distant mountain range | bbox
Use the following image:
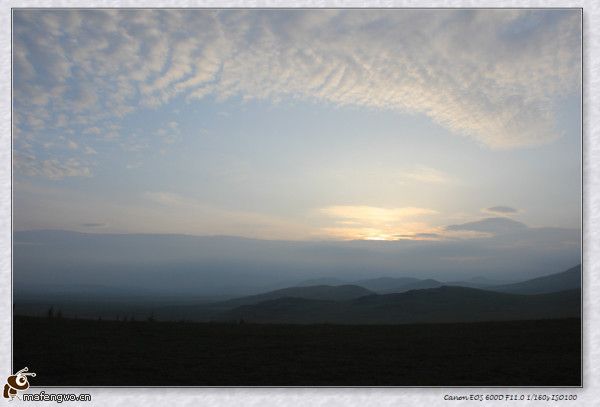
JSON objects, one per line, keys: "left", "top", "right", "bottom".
{"left": 378, "top": 278, "right": 444, "bottom": 294}
{"left": 216, "top": 287, "right": 580, "bottom": 324}
{"left": 488, "top": 265, "right": 581, "bottom": 294}
{"left": 295, "top": 266, "right": 580, "bottom": 295}
{"left": 210, "top": 264, "right": 581, "bottom": 324}
{"left": 296, "top": 276, "right": 506, "bottom": 294}
{"left": 14, "top": 238, "right": 580, "bottom": 325}
{"left": 351, "top": 277, "right": 421, "bottom": 292}
{"left": 218, "top": 285, "right": 373, "bottom": 308}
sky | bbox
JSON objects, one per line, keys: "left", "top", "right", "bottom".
{"left": 13, "top": 9, "right": 581, "bottom": 244}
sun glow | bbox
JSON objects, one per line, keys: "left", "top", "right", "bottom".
{"left": 364, "top": 234, "right": 395, "bottom": 241}
{"left": 318, "top": 226, "right": 443, "bottom": 241}
{"left": 317, "top": 205, "right": 441, "bottom": 241}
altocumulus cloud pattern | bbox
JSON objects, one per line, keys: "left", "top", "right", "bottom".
{"left": 13, "top": 9, "right": 581, "bottom": 179}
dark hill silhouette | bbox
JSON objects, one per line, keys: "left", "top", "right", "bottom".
{"left": 216, "top": 286, "right": 580, "bottom": 324}
{"left": 218, "top": 284, "right": 373, "bottom": 308}
{"left": 444, "top": 276, "right": 512, "bottom": 289}
{"left": 353, "top": 277, "right": 421, "bottom": 292}
{"left": 468, "top": 276, "right": 512, "bottom": 285}
{"left": 445, "top": 280, "right": 492, "bottom": 289}
{"left": 489, "top": 265, "right": 581, "bottom": 294}
{"left": 379, "top": 278, "right": 443, "bottom": 293}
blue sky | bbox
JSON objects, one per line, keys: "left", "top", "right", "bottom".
{"left": 13, "top": 9, "right": 581, "bottom": 242}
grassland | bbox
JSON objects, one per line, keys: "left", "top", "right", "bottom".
{"left": 13, "top": 316, "right": 580, "bottom": 386}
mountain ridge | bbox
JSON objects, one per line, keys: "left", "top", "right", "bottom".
{"left": 489, "top": 265, "right": 581, "bottom": 294}
{"left": 216, "top": 286, "right": 580, "bottom": 325}
{"left": 218, "top": 284, "right": 374, "bottom": 308}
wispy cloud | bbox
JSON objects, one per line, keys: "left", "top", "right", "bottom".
{"left": 83, "top": 146, "right": 97, "bottom": 155}
{"left": 321, "top": 205, "right": 437, "bottom": 223}
{"left": 401, "top": 166, "right": 450, "bottom": 184}
{"left": 395, "top": 232, "right": 443, "bottom": 241}
{"left": 446, "top": 217, "right": 527, "bottom": 235}
{"left": 13, "top": 10, "right": 581, "bottom": 179}
{"left": 154, "top": 121, "right": 181, "bottom": 145}
{"left": 14, "top": 153, "right": 92, "bottom": 180}
{"left": 144, "top": 191, "right": 187, "bottom": 206}
{"left": 484, "top": 205, "right": 519, "bottom": 215}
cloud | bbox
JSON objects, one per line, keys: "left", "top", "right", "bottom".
{"left": 484, "top": 205, "right": 519, "bottom": 215}
{"left": 83, "top": 127, "right": 102, "bottom": 135}
{"left": 401, "top": 166, "right": 449, "bottom": 184}
{"left": 446, "top": 217, "right": 527, "bottom": 235}
{"left": 126, "top": 162, "right": 142, "bottom": 170}
{"left": 321, "top": 205, "right": 437, "bottom": 223}
{"left": 144, "top": 191, "right": 187, "bottom": 206}
{"left": 12, "top": 10, "right": 581, "bottom": 179}
{"left": 14, "top": 153, "right": 92, "bottom": 180}
{"left": 395, "top": 232, "right": 442, "bottom": 241}
{"left": 154, "top": 121, "right": 181, "bottom": 145}
{"left": 413, "top": 232, "right": 441, "bottom": 239}
{"left": 83, "top": 146, "right": 97, "bottom": 155}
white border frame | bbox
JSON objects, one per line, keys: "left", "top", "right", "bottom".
{"left": 1, "top": 2, "right": 595, "bottom": 406}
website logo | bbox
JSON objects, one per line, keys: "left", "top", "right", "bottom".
{"left": 3, "top": 367, "right": 35, "bottom": 401}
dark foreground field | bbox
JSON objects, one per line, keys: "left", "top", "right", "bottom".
{"left": 14, "top": 316, "right": 580, "bottom": 386}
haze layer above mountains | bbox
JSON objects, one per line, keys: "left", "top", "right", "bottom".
{"left": 14, "top": 230, "right": 579, "bottom": 299}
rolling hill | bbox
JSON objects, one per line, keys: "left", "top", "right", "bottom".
{"left": 217, "top": 284, "right": 374, "bottom": 308}
{"left": 216, "top": 286, "right": 580, "bottom": 324}
{"left": 352, "top": 277, "right": 422, "bottom": 292}
{"left": 489, "top": 265, "right": 581, "bottom": 294}
{"left": 379, "top": 278, "right": 443, "bottom": 294}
